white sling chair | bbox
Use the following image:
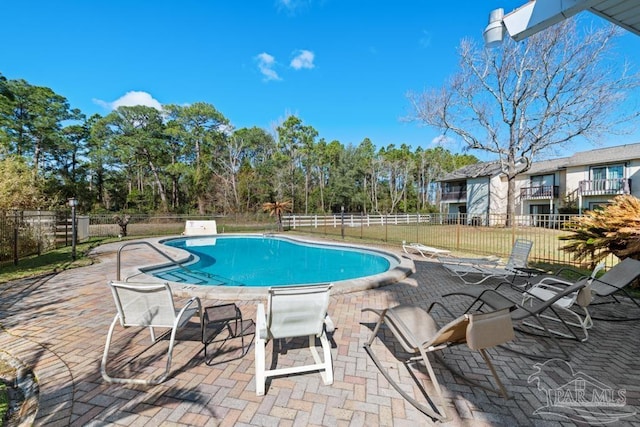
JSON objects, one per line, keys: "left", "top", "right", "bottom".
{"left": 101, "top": 280, "right": 202, "bottom": 385}
{"left": 255, "top": 284, "right": 334, "bottom": 396}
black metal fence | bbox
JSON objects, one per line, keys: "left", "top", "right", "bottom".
{"left": 0, "top": 210, "right": 67, "bottom": 265}
{"left": 0, "top": 210, "right": 609, "bottom": 268}
{"left": 282, "top": 212, "right": 612, "bottom": 268}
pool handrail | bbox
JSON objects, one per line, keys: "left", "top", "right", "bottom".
{"left": 116, "top": 241, "right": 218, "bottom": 283}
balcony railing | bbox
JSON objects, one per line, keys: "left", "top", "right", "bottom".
{"left": 578, "top": 178, "right": 631, "bottom": 196}
{"left": 520, "top": 185, "right": 559, "bottom": 200}
{"left": 441, "top": 188, "right": 467, "bottom": 202}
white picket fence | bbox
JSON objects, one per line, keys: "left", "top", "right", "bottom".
{"left": 282, "top": 213, "right": 434, "bottom": 228}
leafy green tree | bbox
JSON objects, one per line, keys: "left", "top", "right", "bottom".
{"left": 165, "top": 103, "right": 230, "bottom": 214}
{"left": 0, "top": 79, "right": 73, "bottom": 173}
{"left": 234, "top": 127, "right": 276, "bottom": 212}
{"left": 93, "top": 105, "right": 170, "bottom": 212}
{"left": 353, "top": 138, "right": 377, "bottom": 214}
{"left": 0, "top": 73, "right": 13, "bottom": 101}
{"left": 378, "top": 144, "right": 414, "bottom": 213}
{"left": 276, "top": 115, "right": 318, "bottom": 213}
{"left": 0, "top": 156, "right": 49, "bottom": 209}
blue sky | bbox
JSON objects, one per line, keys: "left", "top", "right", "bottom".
{"left": 2, "top": 1, "right": 640, "bottom": 159}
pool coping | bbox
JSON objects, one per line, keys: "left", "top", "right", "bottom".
{"left": 120, "top": 233, "right": 416, "bottom": 300}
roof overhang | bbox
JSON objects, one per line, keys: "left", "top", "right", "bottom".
{"left": 484, "top": 0, "right": 640, "bottom": 46}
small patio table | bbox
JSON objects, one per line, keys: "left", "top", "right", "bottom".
{"left": 202, "top": 303, "right": 244, "bottom": 364}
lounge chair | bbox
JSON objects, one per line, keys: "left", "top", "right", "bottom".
{"left": 587, "top": 258, "right": 640, "bottom": 321}
{"left": 441, "top": 239, "right": 534, "bottom": 285}
{"left": 520, "top": 261, "right": 605, "bottom": 342}
{"left": 255, "top": 284, "right": 334, "bottom": 396}
{"left": 442, "top": 279, "right": 594, "bottom": 359}
{"left": 362, "top": 305, "right": 514, "bottom": 421}
{"left": 101, "top": 280, "right": 202, "bottom": 385}
{"left": 402, "top": 241, "right": 451, "bottom": 258}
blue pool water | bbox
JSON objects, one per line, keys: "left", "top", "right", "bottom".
{"left": 152, "top": 235, "right": 394, "bottom": 287}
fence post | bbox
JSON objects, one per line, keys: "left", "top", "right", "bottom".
{"left": 13, "top": 210, "right": 19, "bottom": 266}
{"left": 385, "top": 214, "right": 388, "bottom": 242}
{"left": 456, "top": 212, "right": 461, "bottom": 250}
{"left": 37, "top": 208, "right": 42, "bottom": 256}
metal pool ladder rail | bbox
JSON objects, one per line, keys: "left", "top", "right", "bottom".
{"left": 115, "top": 241, "right": 208, "bottom": 283}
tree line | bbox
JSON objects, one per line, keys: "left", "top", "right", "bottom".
{"left": 0, "top": 73, "right": 477, "bottom": 214}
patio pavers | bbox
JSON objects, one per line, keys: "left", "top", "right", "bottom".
{"left": 1, "top": 240, "right": 639, "bottom": 426}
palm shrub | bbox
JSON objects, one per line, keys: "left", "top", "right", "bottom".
{"left": 560, "top": 195, "right": 640, "bottom": 267}
{"left": 262, "top": 200, "right": 293, "bottom": 232}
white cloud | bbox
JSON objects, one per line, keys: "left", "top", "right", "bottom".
{"left": 93, "top": 91, "right": 162, "bottom": 111}
{"left": 256, "top": 52, "right": 281, "bottom": 81}
{"left": 432, "top": 134, "right": 455, "bottom": 146}
{"left": 290, "top": 50, "right": 315, "bottom": 70}
{"left": 420, "top": 30, "right": 432, "bottom": 48}
{"left": 277, "top": 0, "right": 310, "bottom": 13}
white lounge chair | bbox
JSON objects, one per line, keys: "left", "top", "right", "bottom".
{"left": 402, "top": 241, "right": 451, "bottom": 258}
{"left": 101, "top": 280, "right": 202, "bottom": 385}
{"left": 255, "top": 284, "right": 334, "bottom": 396}
{"left": 441, "top": 239, "right": 534, "bottom": 285}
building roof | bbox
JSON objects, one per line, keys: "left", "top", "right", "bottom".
{"left": 440, "top": 161, "right": 503, "bottom": 182}
{"left": 523, "top": 142, "right": 640, "bottom": 175}
{"left": 566, "top": 142, "right": 640, "bottom": 167}
{"left": 440, "top": 142, "right": 640, "bottom": 180}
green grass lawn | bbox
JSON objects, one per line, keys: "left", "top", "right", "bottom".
{"left": 0, "top": 237, "right": 111, "bottom": 283}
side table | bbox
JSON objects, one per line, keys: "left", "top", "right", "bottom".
{"left": 202, "top": 303, "right": 244, "bottom": 363}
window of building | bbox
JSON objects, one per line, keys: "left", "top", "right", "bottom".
{"left": 590, "top": 164, "right": 624, "bottom": 191}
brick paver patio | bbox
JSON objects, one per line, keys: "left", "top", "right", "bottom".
{"left": 1, "top": 238, "right": 638, "bottom": 426}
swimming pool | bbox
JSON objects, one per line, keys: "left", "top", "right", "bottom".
{"left": 150, "top": 235, "right": 400, "bottom": 287}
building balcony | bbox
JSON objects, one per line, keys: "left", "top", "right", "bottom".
{"left": 441, "top": 189, "right": 467, "bottom": 202}
{"left": 520, "top": 185, "right": 559, "bottom": 200}
{"left": 578, "top": 179, "right": 631, "bottom": 196}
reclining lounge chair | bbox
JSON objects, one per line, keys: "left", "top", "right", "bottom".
{"left": 442, "top": 278, "right": 594, "bottom": 360}
{"left": 362, "top": 304, "right": 514, "bottom": 421}
{"left": 587, "top": 258, "right": 640, "bottom": 321}
{"left": 402, "top": 241, "right": 451, "bottom": 258}
{"left": 441, "top": 239, "right": 534, "bottom": 285}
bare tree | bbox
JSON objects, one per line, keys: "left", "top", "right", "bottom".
{"left": 408, "top": 19, "right": 640, "bottom": 224}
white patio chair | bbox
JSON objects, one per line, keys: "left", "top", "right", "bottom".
{"left": 255, "top": 284, "right": 334, "bottom": 396}
{"left": 101, "top": 280, "right": 202, "bottom": 385}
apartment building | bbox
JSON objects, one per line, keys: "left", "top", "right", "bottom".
{"left": 438, "top": 142, "right": 640, "bottom": 221}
